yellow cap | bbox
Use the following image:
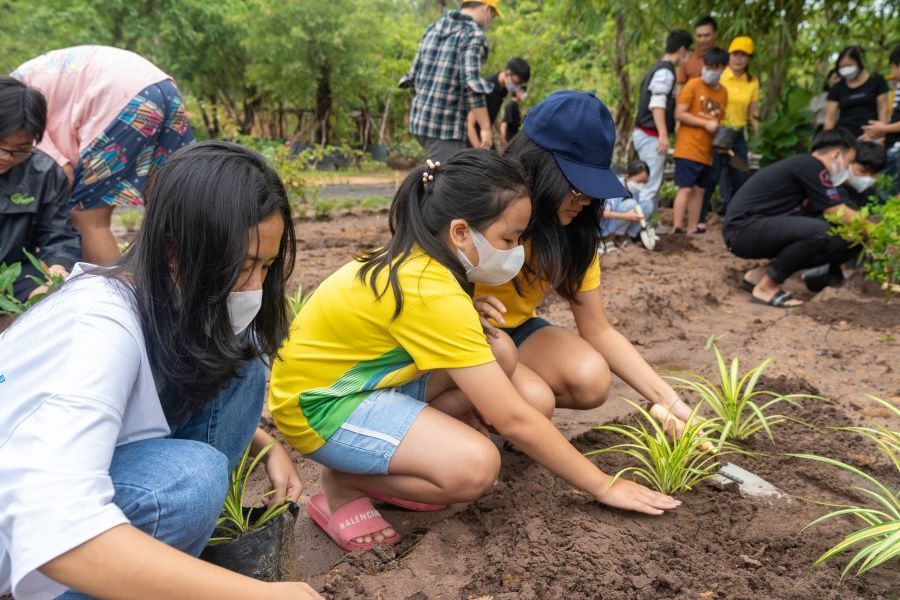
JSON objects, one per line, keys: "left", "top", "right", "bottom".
{"left": 479, "top": 0, "right": 504, "bottom": 18}
{"left": 728, "top": 36, "right": 754, "bottom": 56}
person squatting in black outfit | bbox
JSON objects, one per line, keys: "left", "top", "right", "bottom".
{"left": 722, "top": 129, "right": 861, "bottom": 308}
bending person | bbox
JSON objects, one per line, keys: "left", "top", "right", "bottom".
{"left": 722, "top": 129, "right": 860, "bottom": 307}
{"left": 476, "top": 91, "right": 699, "bottom": 424}
{"left": 269, "top": 150, "right": 680, "bottom": 553}
{"left": 12, "top": 45, "right": 195, "bottom": 264}
{"left": 0, "top": 77, "right": 79, "bottom": 304}
{"left": 0, "top": 142, "right": 319, "bottom": 599}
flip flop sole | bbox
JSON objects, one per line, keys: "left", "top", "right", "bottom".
{"left": 368, "top": 490, "right": 447, "bottom": 512}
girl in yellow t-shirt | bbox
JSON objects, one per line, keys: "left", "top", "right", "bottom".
{"left": 269, "top": 150, "right": 681, "bottom": 552}
{"left": 474, "top": 91, "right": 701, "bottom": 432}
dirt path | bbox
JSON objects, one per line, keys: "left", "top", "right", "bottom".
{"left": 270, "top": 211, "right": 898, "bottom": 598}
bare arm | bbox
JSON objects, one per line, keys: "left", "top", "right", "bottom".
{"left": 466, "top": 111, "right": 479, "bottom": 148}
{"left": 651, "top": 107, "right": 670, "bottom": 154}
{"left": 824, "top": 202, "right": 859, "bottom": 225}
{"left": 569, "top": 287, "right": 693, "bottom": 423}
{"left": 41, "top": 525, "right": 321, "bottom": 599}
{"left": 448, "top": 363, "right": 680, "bottom": 515}
{"left": 748, "top": 100, "right": 760, "bottom": 136}
{"left": 469, "top": 106, "right": 492, "bottom": 148}
{"left": 603, "top": 207, "right": 642, "bottom": 222}
{"left": 675, "top": 103, "right": 716, "bottom": 129}
{"left": 823, "top": 100, "right": 839, "bottom": 130}
{"left": 876, "top": 92, "right": 889, "bottom": 124}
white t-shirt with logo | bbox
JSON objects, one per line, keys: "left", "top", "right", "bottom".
{"left": 0, "top": 264, "right": 169, "bottom": 599}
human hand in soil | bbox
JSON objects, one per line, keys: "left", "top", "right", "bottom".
{"left": 263, "top": 442, "right": 304, "bottom": 505}
{"left": 649, "top": 404, "right": 715, "bottom": 453}
{"left": 596, "top": 477, "right": 681, "bottom": 515}
{"left": 268, "top": 581, "right": 323, "bottom": 598}
{"left": 474, "top": 294, "right": 507, "bottom": 339}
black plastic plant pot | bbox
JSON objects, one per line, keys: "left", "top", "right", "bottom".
{"left": 200, "top": 502, "right": 299, "bottom": 582}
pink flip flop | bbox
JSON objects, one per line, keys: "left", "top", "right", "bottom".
{"left": 306, "top": 492, "right": 401, "bottom": 551}
{"left": 367, "top": 490, "right": 447, "bottom": 512}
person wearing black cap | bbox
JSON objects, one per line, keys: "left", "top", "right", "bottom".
{"left": 474, "top": 91, "right": 699, "bottom": 433}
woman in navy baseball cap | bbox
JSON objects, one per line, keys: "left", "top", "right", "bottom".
{"left": 473, "top": 91, "right": 699, "bottom": 434}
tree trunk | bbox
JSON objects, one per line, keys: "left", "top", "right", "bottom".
{"left": 315, "top": 63, "right": 333, "bottom": 145}
{"left": 761, "top": 0, "right": 805, "bottom": 119}
{"left": 611, "top": 10, "right": 633, "bottom": 165}
{"left": 379, "top": 95, "right": 392, "bottom": 145}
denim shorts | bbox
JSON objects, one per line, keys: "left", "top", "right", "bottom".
{"left": 501, "top": 316, "right": 552, "bottom": 347}
{"left": 306, "top": 376, "right": 429, "bottom": 475}
{"left": 674, "top": 157, "right": 712, "bottom": 189}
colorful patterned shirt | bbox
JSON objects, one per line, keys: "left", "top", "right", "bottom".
{"left": 399, "top": 10, "right": 493, "bottom": 141}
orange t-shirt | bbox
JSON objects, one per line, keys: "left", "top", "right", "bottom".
{"left": 673, "top": 77, "right": 727, "bottom": 166}
{"left": 676, "top": 51, "right": 705, "bottom": 85}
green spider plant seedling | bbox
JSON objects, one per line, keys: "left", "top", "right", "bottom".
{"left": 665, "top": 339, "right": 822, "bottom": 443}
{"left": 207, "top": 441, "right": 291, "bottom": 546}
{"left": 286, "top": 285, "right": 314, "bottom": 320}
{"left": 587, "top": 400, "right": 734, "bottom": 495}
{"left": 790, "top": 436, "right": 899, "bottom": 577}
{"left": 828, "top": 396, "right": 899, "bottom": 472}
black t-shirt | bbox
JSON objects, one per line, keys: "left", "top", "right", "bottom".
{"left": 826, "top": 74, "right": 889, "bottom": 136}
{"left": 887, "top": 82, "right": 900, "bottom": 148}
{"left": 724, "top": 154, "right": 846, "bottom": 229}
{"left": 502, "top": 101, "right": 522, "bottom": 140}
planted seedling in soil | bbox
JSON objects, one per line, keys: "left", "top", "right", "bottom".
{"left": 587, "top": 400, "right": 735, "bottom": 495}
{"left": 207, "top": 441, "right": 291, "bottom": 545}
{"left": 666, "top": 338, "right": 823, "bottom": 444}
{"left": 827, "top": 194, "right": 900, "bottom": 293}
{"left": 791, "top": 397, "right": 900, "bottom": 578}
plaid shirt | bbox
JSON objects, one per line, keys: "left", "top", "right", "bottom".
{"left": 400, "top": 10, "right": 492, "bottom": 141}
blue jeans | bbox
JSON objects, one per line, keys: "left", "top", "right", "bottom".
{"left": 58, "top": 360, "right": 266, "bottom": 599}
{"left": 600, "top": 195, "right": 654, "bottom": 238}
{"left": 631, "top": 129, "right": 667, "bottom": 217}
{"left": 702, "top": 130, "right": 748, "bottom": 222}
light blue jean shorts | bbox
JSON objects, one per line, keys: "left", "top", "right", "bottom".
{"left": 306, "top": 376, "right": 430, "bottom": 475}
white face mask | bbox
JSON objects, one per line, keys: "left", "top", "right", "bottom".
{"left": 626, "top": 181, "right": 645, "bottom": 197}
{"left": 847, "top": 172, "right": 875, "bottom": 192}
{"left": 456, "top": 229, "right": 525, "bottom": 286}
{"left": 838, "top": 65, "right": 860, "bottom": 80}
{"left": 829, "top": 153, "right": 850, "bottom": 187}
{"left": 227, "top": 289, "right": 263, "bottom": 334}
{"left": 701, "top": 67, "right": 722, "bottom": 86}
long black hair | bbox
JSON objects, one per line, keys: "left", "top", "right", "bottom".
{"left": 506, "top": 134, "right": 603, "bottom": 303}
{"left": 0, "top": 76, "right": 47, "bottom": 141}
{"left": 358, "top": 149, "right": 528, "bottom": 318}
{"left": 105, "top": 141, "right": 295, "bottom": 424}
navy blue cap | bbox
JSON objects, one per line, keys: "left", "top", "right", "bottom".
{"left": 524, "top": 91, "right": 629, "bottom": 199}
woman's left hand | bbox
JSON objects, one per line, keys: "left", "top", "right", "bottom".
{"left": 262, "top": 442, "right": 303, "bottom": 505}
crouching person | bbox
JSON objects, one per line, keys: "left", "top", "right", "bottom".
{"left": 0, "top": 141, "right": 320, "bottom": 599}
{"left": 0, "top": 77, "right": 79, "bottom": 304}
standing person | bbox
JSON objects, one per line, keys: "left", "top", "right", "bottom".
{"left": 723, "top": 129, "right": 860, "bottom": 307}
{"left": 676, "top": 16, "right": 718, "bottom": 91}
{"left": 703, "top": 36, "right": 759, "bottom": 220}
{"left": 810, "top": 69, "right": 842, "bottom": 131}
{"left": 861, "top": 43, "right": 900, "bottom": 190}
{"left": 0, "top": 77, "right": 80, "bottom": 304}
{"left": 824, "top": 46, "right": 889, "bottom": 138}
{"left": 499, "top": 85, "right": 527, "bottom": 149}
{"left": 0, "top": 142, "right": 320, "bottom": 599}
{"left": 631, "top": 29, "right": 693, "bottom": 220}
{"left": 468, "top": 57, "right": 531, "bottom": 151}
{"left": 672, "top": 48, "right": 729, "bottom": 234}
{"left": 11, "top": 45, "right": 195, "bottom": 265}
{"left": 400, "top": 1, "right": 504, "bottom": 163}
{"left": 269, "top": 150, "right": 680, "bottom": 553}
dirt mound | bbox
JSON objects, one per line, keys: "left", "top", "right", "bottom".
{"left": 321, "top": 378, "right": 898, "bottom": 600}
{"left": 654, "top": 234, "right": 700, "bottom": 255}
{"left": 800, "top": 297, "right": 899, "bottom": 331}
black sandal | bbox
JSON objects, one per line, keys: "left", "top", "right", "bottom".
{"left": 739, "top": 278, "right": 755, "bottom": 293}
{"left": 750, "top": 289, "right": 798, "bottom": 308}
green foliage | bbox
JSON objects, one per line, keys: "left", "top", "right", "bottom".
{"left": 751, "top": 83, "right": 816, "bottom": 166}
{"left": 10, "top": 193, "right": 36, "bottom": 206}
{"left": 828, "top": 196, "right": 900, "bottom": 291}
{"left": 792, "top": 400, "right": 899, "bottom": 578}
{"left": 587, "top": 400, "right": 732, "bottom": 495}
{"left": 114, "top": 210, "right": 143, "bottom": 232}
{"left": 666, "top": 338, "right": 822, "bottom": 443}
{"left": 0, "top": 251, "right": 66, "bottom": 317}
{"left": 286, "top": 285, "right": 314, "bottom": 320}
{"left": 207, "top": 441, "right": 291, "bottom": 546}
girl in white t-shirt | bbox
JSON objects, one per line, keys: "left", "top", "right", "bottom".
{"left": 0, "top": 142, "right": 320, "bottom": 599}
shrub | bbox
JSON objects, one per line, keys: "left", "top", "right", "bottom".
{"left": 828, "top": 195, "right": 900, "bottom": 292}
{"left": 751, "top": 83, "right": 816, "bottom": 167}
{"left": 0, "top": 250, "right": 66, "bottom": 316}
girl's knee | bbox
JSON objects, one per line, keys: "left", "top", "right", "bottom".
{"left": 447, "top": 439, "right": 500, "bottom": 501}
{"left": 519, "top": 376, "right": 555, "bottom": 419}
{"left": 567, "top": 355, "right": 611, "bottom": 409}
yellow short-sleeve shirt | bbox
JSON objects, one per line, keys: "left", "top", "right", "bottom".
{"left": 269, "top": 251, "right": 495, "bottom": 455}
{"left": 721, "top": 67, "right": 759, "bottom": 129}
{"left": 474, "top": 243, "right": 602, "bottom": 328}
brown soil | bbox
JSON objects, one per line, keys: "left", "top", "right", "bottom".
{"left": 269, "top": 213, "right": 898, "bottom": 599}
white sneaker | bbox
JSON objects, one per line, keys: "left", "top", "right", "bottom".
{"left": 599, "top": 241, "right": 619, "bottom": 255}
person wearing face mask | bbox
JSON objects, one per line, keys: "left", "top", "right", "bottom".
{"left": 841, "top": 141, "right": 887, "bottom": 208}
{"left": 824, "top": 46, "right": 889, "bottom": 138}
{"left": 499, "top": 84, "right": 527, "bottom": 149}
{"left": 0, "top": 77, "right": 80, "bottom": 311}
{"left": 632, "top": 29, "right": 694, "bottom": 221}
{"left": 722, "top": 129, "right": 861, "bottom": 307}
{"left": 672, "top": 47, "right": 730, "bottom": 234}
{"left": 599, "top": 159, "right": 657, "bottom": 252}
{"left": 468, "top": 57, "right": 531, "bottom": 151}
{"left": 400, "top": 1, "right": 504, "bottom": 163}
{"left": 470, "top": 92, "right": 702, "bottom": 460}
{"left": 0, "top": 142, "right": 322, "bottom": 599}
{"left": 269, "top": 149, "right": 682, "bottom": 553}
